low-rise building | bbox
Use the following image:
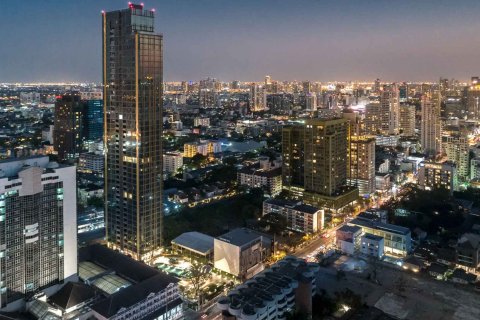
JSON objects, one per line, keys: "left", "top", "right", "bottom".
{"left": 336, "top": 225, "right": 362, "bottom": 255}
{"left": 214, "top": 228, "right": 272, "bottom": 279}
{"left": 238, "top": 166, "right": 282, "bottom": 196}
{"left": 194, "top": 117, "right": 210, "bottom": 127}
{"left": 171, "top": 231, "right": 214, "bottom": 262}
{"left": 348, "top": 217, "right": 412, "bottom": 257}
{"left": 456, "top": 233, "right": 480, "bottom": 271}
{"left": 217, "top": 256, "right": 320, "bottom": 320}
{"left": 80, "top": 245, "right": 183, "bottom": 320}
{"left": 360, "top": 233, "right": 384, "bottom": 259}
{"left": 163, "top": 152, "right": 183, "bottom": 174}
{"left": 263, "top": 199, "right": 324, "bottom": 233}
{"left": 418, "top": 161, "right": 458, "bottom": 193}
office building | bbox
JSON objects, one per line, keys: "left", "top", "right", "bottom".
{"left": 399, "top": 104, "right": 416, "bottom": 136}
{"left": 421, "top": 94, "right": 442, "bottom": 157}
{"left": 418, "top": 161, "right": 457, "bottom": 193}
{"left": 442, "top": 136, "right": 469, "bottom": 181}
{"left": 263, "top": 199, "right": 324, "bottom": 233}
{"left": 214, "top": 228, "right": 272, "bottom": 279}
{"left": 217, "top": 256, "right": 320, "bottom": 320}
{"left": 282, "top": 118, "right": 358, "bottom": 210}
{"left": 54, "top": 92, "right": 84, "bottom": 161}
{"left": 103, "top": 3, "right": 163, "bottom": 260}
{"left": 336, "top": 225, "right": 362, "bottom": 255}
{"left": 348, "top": 217, "right": 411, "bottom": 257}
{"left": 163, "top": 152, "right": 184, "bottom": 174}
{"left": 83, "top": 99, "right": 104, "bottom": 141}
{"left": 348, "top": 136, "right": 376, "bottom": 195}
{"left": 0, "top": 156, "right": 77, "bottom": 310}
{"left": 360, "top": 234, "right": 385, "bottom": 259}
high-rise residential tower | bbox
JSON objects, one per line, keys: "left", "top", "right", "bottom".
{"left": 421, "top": 93, "right": 442, "bottom": 157}
{"left": 103, "top": 3, "right": 163, "bottom": 261}
{"left": 54, "top": 92, "right": 84, "bottom": 161}
{"left": 348, "top": 136, "right": 376, "bottom": 195}
{"left": 399, "top": 104, "right": 416, "bottom": 137}
{"left": 0, "top": 156, "right": 77, "bottom": 310}
{"left": 282, "top": 118, "right": 358, "bottom": 211}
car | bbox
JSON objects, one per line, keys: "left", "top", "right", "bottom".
{"left": 201, "top": 314, "right": 208, "bottom": 319}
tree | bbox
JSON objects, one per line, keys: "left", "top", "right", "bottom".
{"left": 258, "top": 212, "right": 288, "bottom": 234}
{"left": 190, "top": 153, "right": 208, "bottom": 168}
{"left": 186, "top": 262, "right": 211, "bottom": 304}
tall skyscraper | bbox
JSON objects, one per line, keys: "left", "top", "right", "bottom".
{"left": 250, "top": 84, "right": 266, "bottom": 112}
{"left": 103, "top": 3, "right": 163, "bottom": 261}
{"left": 380, "top": 84, "right": 400, "bottom": 135}
{"left": 282, "top": 118, "right": 358, "bottom": 211}
{"left": 0, "top": 156, "right": 77, "bottom": 309}
{"left": 54, "top": 92, "right": 84, "bottom": 161}
{"left": 348, "top": 136, "right": 376, "bottom": 195}
{"left": 442, "top": 136, "right": 469, "bottom": 181}
{"left": 399, "top": 104, "right": 416, "bottom": 136}
{"left": 421, "top": 93, "right": 442, "bottom": 157}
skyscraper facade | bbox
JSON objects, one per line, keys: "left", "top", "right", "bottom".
{"left": 83, "top": 99, "right": 104, "bottom": 141}
{"left": 54, "top": 92, "right": 84, "bottom": 161}
{"left": 399, "top": 104, "right": 416, "bottom": 137}
{"left": 380, "top": 84, "right": 400, "bottom": 135}
{"left": 0, "top": 156, "right": 77, "bottom": 310}
{"left": 282, "top": 118, "right": 358, "bottom": 211}
{"left": 348, "top": 136, "right": 376, "bottom": 195}
{"left": 103, "top": 3, "right": 163, "bottom": 261}
{"left": 421, "top": 93, "right": 442, "bottom": 157}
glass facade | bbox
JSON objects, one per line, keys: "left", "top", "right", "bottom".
{"left": 103, "top": 4, "right": 163, "bottom": 260}
{"left": 84, "top": 99, "right": 104, "bottom": 141}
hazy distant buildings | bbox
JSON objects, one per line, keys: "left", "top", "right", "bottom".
{"left": 103, "top": 3, "right": 163, "bottom": 260}
{"left": 0, "top": 156, "right": 77, "bottom": 310}
{"left": 250, "top": 84, "right": 266, "bottom": 112}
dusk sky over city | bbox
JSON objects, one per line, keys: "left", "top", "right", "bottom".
{"left": 2, "top": 0, "right": 480, "bottom": 82}
{"left": 3, "top": 0, "right": 480, "bottom": 318}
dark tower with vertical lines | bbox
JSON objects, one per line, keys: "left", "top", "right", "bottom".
{"left": 102, "top": 3, "right": 163, "bottom": 261}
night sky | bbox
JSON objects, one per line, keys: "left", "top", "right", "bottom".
{"left": 1, "top": 0, "right": 479, "bottom": 82}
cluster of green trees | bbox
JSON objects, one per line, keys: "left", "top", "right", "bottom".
{"left": 163, "top": 188, "right": 264, "bottom": 243}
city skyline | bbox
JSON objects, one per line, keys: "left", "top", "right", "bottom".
{"left": 2, "top": 0, "right": 480, "bottom": 83}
